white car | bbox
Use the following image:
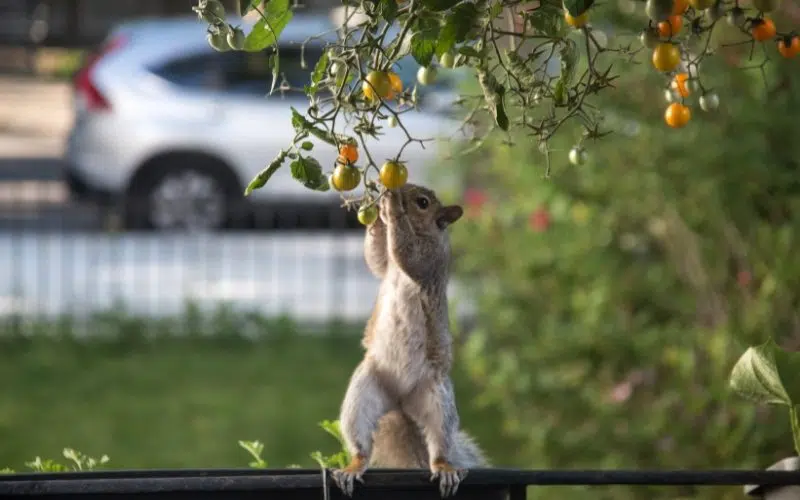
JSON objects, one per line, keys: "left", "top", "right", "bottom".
{"left": 64, "top": 12, "right": 468, "bottom": 231}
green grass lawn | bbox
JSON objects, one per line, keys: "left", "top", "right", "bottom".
{"left": 0, "top": 314, "right": 507, "bottom": 471}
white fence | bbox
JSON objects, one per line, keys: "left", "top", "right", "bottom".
{"left": 0, "top": 231, "right": 474, "bottom": 323}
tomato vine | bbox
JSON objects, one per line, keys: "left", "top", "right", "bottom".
{"left": 191, "top": 0, "right": 797, "bottom": 222}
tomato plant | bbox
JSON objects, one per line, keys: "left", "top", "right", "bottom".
{"left": 191, "top": 0, "right": 799, "bottom": 212}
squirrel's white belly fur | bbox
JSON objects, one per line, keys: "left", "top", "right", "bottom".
{"left": 369, "top": 276, "right": 434, "bottom": 396}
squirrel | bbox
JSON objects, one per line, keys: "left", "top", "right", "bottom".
{"left": 331, "top": 183, "right": 487, "bottom": 498}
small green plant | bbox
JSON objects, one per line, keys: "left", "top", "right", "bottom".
{"left": 0, "top": 468, "right": 14, "bottom": 474}
{"left": 729, "top": 338, "right": 800, "bottom": 457}
{"left": 238, "top": 440, "right": 269, "bottom": 468}
{"left": 309, "top": 419, "right": 351, "bottom": 469}
{"left": 24, "top": 448, "right": 109, "bottom": 473}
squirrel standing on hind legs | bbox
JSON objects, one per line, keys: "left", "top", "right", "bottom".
{"left": 331, "top": 183, "right": 488, "bottom": 498}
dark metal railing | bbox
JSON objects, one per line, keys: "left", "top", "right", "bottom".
{"left": 2, "top": 468, "right": 800, "bottom": 499}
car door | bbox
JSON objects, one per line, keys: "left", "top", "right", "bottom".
{"left": 210, "top": 45, "right": 342, "bottom": 204}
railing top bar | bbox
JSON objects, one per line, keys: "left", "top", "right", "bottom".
{"left": 2, "top": 468, "right": 800, "bottom": 495}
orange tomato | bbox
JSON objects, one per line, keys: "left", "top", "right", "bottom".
{"left": 338, "top": 143, "right": 358, "bottom": 164}
{"left": 387, "top": 72, "right": 403, "bottom": 100}
{"left": 672, "top": 0, "right": 688, "bottom": 14}
{"left": 671, "top": 72, "right": 691, "bottom": 97}
{"left": 658, "top": 15, "right": 683, "bottom": 37}
{"left": 751, "top": 18, "right": 777, "bottom": 42}
{"left": 665, "top": 102, "right": 691, "bottom": 128}
{"left": 778, "top": 35, "right": 800, "bottom": 58}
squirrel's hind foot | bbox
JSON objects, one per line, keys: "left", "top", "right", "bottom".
{"left": 331, "top": 455, "right": 367, "bottom": 497}
{"left": 430, "top": 459, "right": 468, "bottom": 498}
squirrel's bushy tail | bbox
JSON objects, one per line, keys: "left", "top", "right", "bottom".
{"left": 369, "top": 410, "right": 487, "bottom": 469}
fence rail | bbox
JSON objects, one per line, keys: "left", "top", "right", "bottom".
{"left": 2, "top": 468, "right": 799, "bottom": 499}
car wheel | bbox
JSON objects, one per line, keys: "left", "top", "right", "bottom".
{"left": 125, "top": 155, "right": 250, "bottom": 231}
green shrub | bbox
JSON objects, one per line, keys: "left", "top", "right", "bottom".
{"left": 441, "top": 12, "right": 800, "bottom": 500}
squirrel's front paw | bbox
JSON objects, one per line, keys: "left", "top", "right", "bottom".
{"left": 430, "top": 459, "right": 468, "bottom": 498}
{"left": 331, "top": 456, "right": 367, "bottom": 497}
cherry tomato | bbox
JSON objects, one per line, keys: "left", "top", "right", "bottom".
{"left": 362, "top": 71, "right": 391, "bottom": 102}
{"left": 564, "top": 9, "right": 588, "bottom": 28}
{"left": 751, "top": 18, "right": 777, "bottom": 42}
{"left": 664, "top": 102, "right": 691, "bottom": 128}
{"left": 671, "top": 72, "right": 691, "bottom": 97}
{"left": 778, "top": 35, "right": 800, "bottom": 58}
{"left": 379, "top": 161, "right": 408, "bottom": 189}
{"left": 658, "top": 15, "right": 683, "bottom": 38}
{"left": 387, "top": 72, "right": 403, "bottom": 99}
{"left": 358, "top": 205, "right": 379, "bottom": 225}
{"left": 416, "top": 66, "right": 437, "bottom": 86}
{"left": 331, "top": 163, "right": 361, "bottom": 191}
{"left": 652, "top": 43, "right": 681, "bottom": 72}
{"left": 338, "top": 143, "right": 359, "bottom": 164}
{"left": 227, "top": 27, "right": 245, "bottom": 50}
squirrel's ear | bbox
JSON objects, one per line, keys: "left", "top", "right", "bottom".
{"left": 436, "top": 205, "right": 463, "bottom": 229}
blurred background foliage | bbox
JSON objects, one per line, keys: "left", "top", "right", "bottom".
{"left": 436, "top": 3, "right": 800, "bottom": 500}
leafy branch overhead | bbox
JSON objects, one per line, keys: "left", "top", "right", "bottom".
{"left": 192, "top": 0, "right": 799, "bottom": 224}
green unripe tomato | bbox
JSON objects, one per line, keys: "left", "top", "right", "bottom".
{"left": 357, "top": 205, "right": 379, "bottom": 226}
{"left": 207, "top": 31, "right": 230, "bottom": 52}
{"left": 416, "top": 66, "right": 437, "bottom": 86}
{"left": 439, "top": 52, "right": 455, "bottom": 69}
{"left": 227, "top": 27, "right": 245, "bottom": 50}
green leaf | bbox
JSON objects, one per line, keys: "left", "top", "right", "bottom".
{"left": 458, "top": 45, "right": 482, "bottom": 59}
{"left": 290, "top": 107, "right": 352, "bottom": 146}
{"left": 477, "top": 68, "right": 509, "bottom": 131}
{"left": 563, "top": 0, "right": 594, "bottom": 17}
{"left": 244, "top": 0, "right": 294, "bottom": 52}
{"left": 244, "top": 149, "right": 289, "bottom": 195}
{"left": 525, "top": 2, "right": 563, "bottom": 36}
{"left": 729, "top": 338, "right": 793, "bottom": 407}
{"left": 437, "top": 3, "right": 479, "bottom": 56}
{"left": 410, "top": 19, "right": 440, "bottom": 67}
{"left": 307, "top": 49, "right": 330, "bottom": 95}
{"left": 421, "top": 0, "right": 462, "bottom": 12}
{"left": 290, "top": 157, "right": 329, "bottom": 192}
{"left": 300, "top": 141, "right": 314, "bottom": 151}
{"left": 377, "top": 0, "right": 399, "bottom": 23}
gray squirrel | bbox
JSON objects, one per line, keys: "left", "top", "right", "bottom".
{"left": 331, "top": 183, "right": 487, "bottom": 498}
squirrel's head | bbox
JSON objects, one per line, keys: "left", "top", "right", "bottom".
{"left": 384, "top": 183, "right": 463, "bottom": 233}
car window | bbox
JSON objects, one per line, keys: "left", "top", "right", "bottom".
{"left": 219, "top": 46, "right": 324, "bottom": 96}
{"left": 149, "top": 52, "right": 225, "bottom": 90}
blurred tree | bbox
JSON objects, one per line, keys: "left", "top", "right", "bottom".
{"left": 439, "top": 3, "right": 800, "bottom": 499}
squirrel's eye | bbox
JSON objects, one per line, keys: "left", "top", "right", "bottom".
{"left": 416, "top": 197, "right": 429, "bottom": 209}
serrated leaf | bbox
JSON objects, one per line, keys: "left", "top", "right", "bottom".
{"left": 437, "top": 3, "right": 479, "bottom": 56}
{"left": 458, "top": 45, "right": 482, "bottom": 59}
{"left": 489, "top": 1, "right": 503, "bottom": 18}
{"left": 563, "top": 0, "right": 594, "bottom": 17}
{"left": 307, "top": 49, "right": 329, "bottom": 95}
{"left": 244, "top": 149, "right": 289, "bottom": 195}
{"left": 730, "top": 338, "right": 793, "bottom": 407}
{"left": 410, "top": 19, "right": 440, "bottom": 67}
{"left": 290, "top": 157, "right": 329, "bottom": 192}
{"left": 421, "top": 0, "right": 462, "bottom": 11}
{"left": 525, "top": 2, "right": 563, "bottom": 37}
{"left": 377, "top": 0, "right": 399, "bottom": 23}
{"left": 244, "top": 0, "right": 294, "bottom": 52}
